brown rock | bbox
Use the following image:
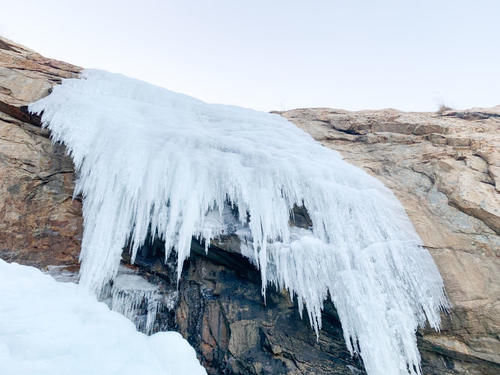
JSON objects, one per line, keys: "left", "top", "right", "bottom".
{"left": 278, "top": 107, "right": 500, "bottom": 373}
{"left": 0, "top": 36, "right": 82, "bottom": 269}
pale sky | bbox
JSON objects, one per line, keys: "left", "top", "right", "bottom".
{"left": 2, "top": 0, "right": 499, "bottom": 112}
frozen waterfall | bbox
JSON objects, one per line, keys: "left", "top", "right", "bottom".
{"left": 29, "top": 69, "right": 449, "bottom": 375}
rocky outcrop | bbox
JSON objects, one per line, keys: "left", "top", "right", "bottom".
{"left": 277, "top": 108, "right": 500, "bottom": 374}
{"left": 1, "top": 36, "right": 499, "bottom": 374}
{"left": 0, "top": 37, "right": 82, "bottom": 268}
{"left": 123, "top": 240, "right": 366, "bottom": 374}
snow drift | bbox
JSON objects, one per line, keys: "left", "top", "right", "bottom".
{"left": 0, "top": 259, "right": 206, "bottom": 375}
{"left": 29, "top": 69, "right": 449, "bottom": 375}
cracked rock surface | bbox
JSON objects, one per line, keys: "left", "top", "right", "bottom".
{"left": 1, "top": 36, "right": 499, "bottom": 374}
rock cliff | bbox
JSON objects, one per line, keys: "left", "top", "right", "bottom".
{"left": 277, "top": 108, "right": 500, "bottom": 374}
{"left": 1, "top": 37, "right": 498, "bottom": 374}
{"left": 0, "top": 37, "right": 81, "bottom": 267}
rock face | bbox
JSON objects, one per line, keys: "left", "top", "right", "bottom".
{"left": 1, "top": 36, "right": 499, "bottom": 374}
{"left": 0, "top": 37, "right": 82, "bottom": 268}
{"left": 278, "top": 108, "right": 500, "bottom": 374}
{"left": 125, "top": 240, "right": 366, "bottom": 374}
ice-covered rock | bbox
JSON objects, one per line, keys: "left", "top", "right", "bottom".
{"left": 29, "top": 69, "right": 449, "bottom": 375}
{"left": 109, "top": 273, "right": 161, "bottom": 335}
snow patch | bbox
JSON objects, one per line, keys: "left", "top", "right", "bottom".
{"left": 29, "top": 69, "right": 449, "bottom": 375}
{"left": 0, "top": 259, "right": 206, "bottom": 375}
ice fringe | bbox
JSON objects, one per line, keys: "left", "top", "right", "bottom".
{"left": 110, "top": 273, "right": 161, "bottom": 335}
{"left": 29, "top": 69, "right": 449, "bottom": 375}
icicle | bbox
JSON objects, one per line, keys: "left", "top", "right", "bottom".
{"left": 110, "top": 274, "right": 161, "bottom": 335}
{"left": 29, "top": 69, "right": 449, "bottom": 375}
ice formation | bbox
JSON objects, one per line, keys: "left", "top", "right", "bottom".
{"left": 110, "top": 273, "right": 161, "bottom": 335}
{"left": 0, "top": 259, "right": 206, "bottom": 375}
{"left": 29, "top": 69, "right": 449, "bottom": 375}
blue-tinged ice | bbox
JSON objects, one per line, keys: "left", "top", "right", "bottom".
{"left": 110, "top": 273, "right": 161, "bottom": 335}
{"left": 29, "top": 70, "right": 449, "bottom": 375}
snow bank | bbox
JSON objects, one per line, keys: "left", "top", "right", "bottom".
{"left": 0, "top": 259, "right": 206, "bottom": 375}
{"left": 29, "top": 69, "right": 448, "bottom": 375}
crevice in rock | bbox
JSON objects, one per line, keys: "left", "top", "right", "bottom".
{"left": 442, "top": 111, "right": 500, "bottom": 121}
{"left": 0, "top": 101, "right": 42, "bottom": 127}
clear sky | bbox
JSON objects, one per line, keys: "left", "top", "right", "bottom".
{"left": 2, "top": 0, "right": 499, "bottom": 112}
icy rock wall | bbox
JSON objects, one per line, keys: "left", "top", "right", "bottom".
{"left": 29, "top": 70, "right": 449, "bottom": 375}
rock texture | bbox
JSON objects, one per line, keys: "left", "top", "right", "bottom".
{"left": 0, "top": 37, "right": 82, "bottom": 268}
{"left": 278, "top": 108, "right": 500, "bottom": 374}
{"left": 124, "top": 240, "right": 366, "bottom": 374}
{"left": 1, "top": 36, "right": 499, "bottom": 374}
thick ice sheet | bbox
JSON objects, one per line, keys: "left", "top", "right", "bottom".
{"left": 29, "top": 70, "right": 448, "bottom": 375}
{"left": 0, "top": 259, "right": 206, "bottom": 375}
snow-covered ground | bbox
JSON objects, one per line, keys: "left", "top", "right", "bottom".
{"left": 29, "top": 69, "right": 449, "bottom": 375}
{"left": 0, "top": 259, "right": 206, "bottom": 375}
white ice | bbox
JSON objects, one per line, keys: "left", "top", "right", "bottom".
{"left": 0, "top": 259, "right": 206, "bottom": 375}
{"left": 29, "top": 69, "right": 449, "bottom": 375}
